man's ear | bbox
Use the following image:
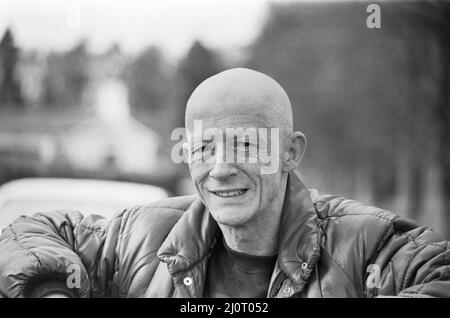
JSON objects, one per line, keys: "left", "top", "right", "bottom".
{"left": 282, "top": 131, "right": 307, "bottom": 172}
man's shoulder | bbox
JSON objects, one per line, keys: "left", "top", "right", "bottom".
{"left": 308, "top": 189, "right": 439, "bottom": 263}
{"left": 138, "top": 194, "right": 199, "bottom": 213}
{"left": 309, "top": 189, "right": 398, "bottom": 226}
{"left": 115, "top": 195, "right": 198, "bottom": 240}
{"left": 305, "top": 190, "right": 447, "bottom": 296}
{"left": 308, "top": 190, "right": 406, "bottom": 262}
{"left": 122, "top": 194, "right": 198, "bottom": 225}
{"left": 310, "top": 190, "right": 444, "bottom": 247}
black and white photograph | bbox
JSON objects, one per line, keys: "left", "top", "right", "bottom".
{"left": 0, "top": 0, "right": 449, "bottom": 302}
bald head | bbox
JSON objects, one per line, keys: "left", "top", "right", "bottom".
{"left": 185, "top": 68, "right": 293, "bottom": 132}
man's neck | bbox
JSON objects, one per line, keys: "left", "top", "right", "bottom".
{"left": 218, "top": 179, "right": 287, "bottom": 257}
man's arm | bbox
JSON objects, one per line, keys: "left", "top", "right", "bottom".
{"left": 0, "top": 209, "right": 125, "bottom": 298}
{"left": 367, "top": 219, "right": 450, "bottom": 297}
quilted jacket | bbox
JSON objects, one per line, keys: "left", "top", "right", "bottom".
{"left": 0, "top": 172, "right": 449, "bottom": 297}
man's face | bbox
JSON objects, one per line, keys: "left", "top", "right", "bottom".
{"left": 186, "top": 113, "right": 286, "bottom": 226}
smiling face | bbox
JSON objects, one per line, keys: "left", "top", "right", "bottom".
{"left": 186, "top": 117, "right": 286, "bottom": 226}
{"left": 185, "top": 68, "right": 302, "bottom": 227}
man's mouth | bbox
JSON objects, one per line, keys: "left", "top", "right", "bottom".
{"left": 211, "top": 189, "right": 248, "bottom": 198}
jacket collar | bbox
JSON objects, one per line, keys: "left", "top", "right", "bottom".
{"left": 157, "top": 171, "right": 321, "bottom": 288}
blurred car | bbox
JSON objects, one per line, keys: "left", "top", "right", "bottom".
{"left": 0, "top": 178, "right": 168, "bottom": 230}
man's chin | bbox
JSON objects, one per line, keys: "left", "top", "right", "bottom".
{"left": 208, "top": 207, "right": 255, "bottom": 226}
{"left": 214, "top": 215, "right": 252, "bottom": 226}
{"left": 207, "top": 196, "right": 254, "bottom": 212}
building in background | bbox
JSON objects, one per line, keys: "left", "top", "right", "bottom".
{"left": 62, "top": 79, "right": 161, "bottom": 175}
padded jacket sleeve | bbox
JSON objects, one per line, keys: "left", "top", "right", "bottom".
{"left": 0, "top": 209, "right": 127, "bottom": 298}
{"left": 368, "top": 218, "right": 450, "bottom": 298}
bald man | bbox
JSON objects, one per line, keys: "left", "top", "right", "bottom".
{"left": 0, "top": 68, "right": 449, "bottom": 298}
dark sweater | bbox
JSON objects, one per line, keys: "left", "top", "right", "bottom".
{"left": 203, "top": 236, "right": 277, "bottom": 298}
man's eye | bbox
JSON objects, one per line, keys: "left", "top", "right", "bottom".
{"left": 202, "top": 144, "right": 213, "bottom": 151}
{"left": 191, "top": 143, "right": 209, "bottom": 154}
{"left": 237, "top": 142, "right": 250, "bottom": 149}
{"left": 201, "top": 144, "right": 215, "bottom": 156}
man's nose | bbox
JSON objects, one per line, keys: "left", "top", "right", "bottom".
{"left": 209, "top": 162, "right": 238, "bottom": 180}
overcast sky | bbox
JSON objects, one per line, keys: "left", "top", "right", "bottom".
{"left": 0, "top": 0, "right": 294, "bottom": 59}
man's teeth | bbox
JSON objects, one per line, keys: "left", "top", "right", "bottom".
{"left": 214, "top": 190, "right": 245, "bottom": 197}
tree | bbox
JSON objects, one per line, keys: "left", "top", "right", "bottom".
{"left": 63, "top": 41, "right": 89, "bottom": 107}
{"left": 177, "top": 40, "right": 223, "bottom": 127}
{"left": 0, "top": 28, "right": 22, "bottom": 109}
{"left": 246, "top": 2, "right": 395, "bottom": 199}
{"left": 384, "top": 1, "right": 450, "bottom": 237}
{"left": 246, "top": 2, "right": 446, "bottom": 235}
{"left": 41, "top": 40, "right": 89, "bottom": 110}
{"left": 127, "top": 47, "right": 171, "bottom": 114}
{"left": 436, "top": 5, "right": 450, "bottom": 240}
